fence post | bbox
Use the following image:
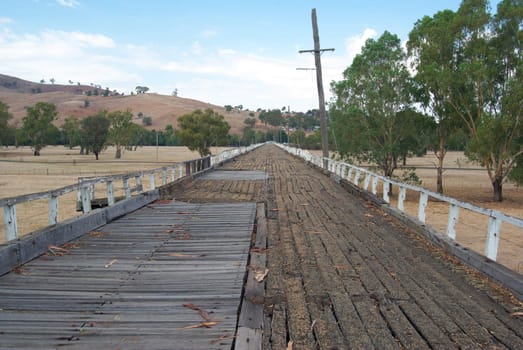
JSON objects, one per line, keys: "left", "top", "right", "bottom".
{"left": 123, "top": 178, "right": 131, "bottom": 199}
{"left": 363, "top": 173, "right": 371, "bottom": 191}
{"left": 106, "top": 180, "right": 115, "bottom": 206}
{"left": 347, "top": 167, "right": 353, "bottom": 182}
{"left": 397, "top": 186, "right": 406, "bottom": 212}
{"left": 354, "top": 170, "right": 361, "bottom": 186}
{"left": 446, "top": 203, "right": 460, "bottom": 240}
{"left": 418, "top": 192, "right": 428, "bottom": 223}
{"left": 3, "top": 204, "right": 18, "bottom": 241}
{"left": 382, "top": 180, "right": 390, "bottom": 203}
{"left": 485, "top": 216, "right": 501, "bottom": 261}
{"left": 186, "top": 162, "right": 191, "bottom": 175}
{"left": 162, "top": 169, "right": 167, "bottom": 185}
{"left": 81, "top": 185, "right": 92, "bottom": 214}
{"left": 371, "top": 176, "right": 378, "bottom": 195}
{"left": 170, "top": 168, "right": 176, "bottom": 182}
{"left": 48, "top": 194, "right": 59, "bottom": 225}
{"left": 135, "top": 175, "right": 143, "bottom": 193}
{"left": 149, "top": 173, "right": 156, "bottom": 190}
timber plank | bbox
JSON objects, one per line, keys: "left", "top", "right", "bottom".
{"left": 0, "top": 201, "right": 256, "bottom": 349}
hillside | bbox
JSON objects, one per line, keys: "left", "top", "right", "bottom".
{"left": 0, "top": 74, "right": 251, "bottom": 135}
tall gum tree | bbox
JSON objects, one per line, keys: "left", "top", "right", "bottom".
{"left": 449, "top": 0, "right": 523, "bottom": 201}
{"left": 408, "top": 9, "right": 460, "bottom": 194}
{"left": 330, "top": 31, "right": 414, "bottom": 193}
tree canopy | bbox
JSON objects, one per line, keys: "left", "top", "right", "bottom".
{"left": 330, "top": 31, "right": 416, "bottom": 184}
{"left": 0, "top": 101, "right": 13, "bottom": 146}
{"left": 176, "top": 109, "right": 230, "bottom": 156}
{"left": 108, "top": 110, "right": 133, "bottom": 159}
{"left": 22, "top": 102, "right": 58, "bottom": 156}
{"left": 81, "top": 111, "right": 110, "bottom": 160}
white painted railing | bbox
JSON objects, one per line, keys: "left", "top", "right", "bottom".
{"left": 1, "top": 144, "right": 261, "bottom": 243}
{"left": 277, "top": 143, "right": 523, "bottom": 263}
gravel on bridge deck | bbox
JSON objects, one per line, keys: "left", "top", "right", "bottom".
{"left": 0, "top": 202, "right": 256, "bottom": 350}
{"left": 173, "top": 144, "right": 523, "bottom": 350}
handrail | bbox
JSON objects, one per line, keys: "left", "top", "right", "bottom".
{"left": 276, "top": 143, "right": 523, "bottom": 263}
{"left": 1, "top": 144, "right": 262, "bottom": 242}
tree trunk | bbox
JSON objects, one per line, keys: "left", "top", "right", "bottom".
{"left": 436, "top": 131, "right": 446, "bottom": 194}
{"left": 94, "top": 151, "right": 99, "bottom": 160}
{"left": 33, "top": 148, "right": 40, "bottom": 156}
{"left": 115, "top": 146, "right": 122, "bottom": 159}
{"left": 492, "top": 178, "right": 503, "bottom": 202}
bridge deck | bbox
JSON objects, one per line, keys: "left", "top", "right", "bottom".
{"left": 0, "top": 202, "right": 256, "bottom": 349}
{"left": 1, "top": 143, "right": 522, "bottom": 349}
{"left": 174, "top": 144, "right": 523, "bottom": 349}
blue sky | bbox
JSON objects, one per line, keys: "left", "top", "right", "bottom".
{"left": 0, "top": 0, "right": 501, "bottom": 112}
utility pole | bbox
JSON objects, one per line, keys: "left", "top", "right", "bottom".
{"left": 299, "top": 8, "right": 334, "bottom": 169}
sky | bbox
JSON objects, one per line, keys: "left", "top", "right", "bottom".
{"left": 0, "top": 0, "right": 502, "bottom": 112}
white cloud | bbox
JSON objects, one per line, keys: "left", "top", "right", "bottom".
{"left": 344, "top": 28, "right": 377, "bottom": 58}
{"left": 201, "top": 29, "right": 218, "bottom": 38}
{"left": 191, "top": 41, "right": 203, "bottom": 55}
{"left": 0, "top": 17, "right": 13, "bottom": 25}
{"left": 56, "top": 0, "right": 80, "bottom": 8}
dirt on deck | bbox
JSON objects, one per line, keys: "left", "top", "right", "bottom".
{"left": 170, "top": 144, "right": 523, "bottom": 350}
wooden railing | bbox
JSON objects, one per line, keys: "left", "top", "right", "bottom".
{"left": 277, "top": 143, "right": 523, "bottom": 264}
{"left": 1, "top": 145, "right": 260, "bottom": 243}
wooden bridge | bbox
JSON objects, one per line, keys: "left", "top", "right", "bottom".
{"left": 1, "top": 144, "right": 522, "bottom": 349}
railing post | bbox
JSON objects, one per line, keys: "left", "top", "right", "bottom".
{"left": 123, "top": 178, "right": 131, "bottom": 199}
{"left": 3, "top": 204, "right": 18, "bottom": 241}
{"left": 398, "top": 186, "right": 406, "bottom": 212}
{"left": 371, "top": 176, "right": 378, "bottom": 195}
{"left": 485, "top": 216, "right": 501, "bottom": 261}
{"left": 170, "top": 168, "right": 176, "bottom": 182}
{"left": 382, "top": 180, "right": 390, "bottom": 203}
{"left": 363, "top": 173, "right": 371, "bottom": 191}
{"left": 162, "top": 169, "right": 167, "bottom": 185}
{"left": 418, "top": 192, "right": 428, "bottom": 223}
{"left": 106, "top": 180, "right": 115, "bottom": 206}
{"left": 135, "top": 175, "right": 143, "bottom": 193}
{"left": 446, "top": 203, "right": 460, "bottom": 240}
{"left": 149, "top": 173, "right": 156, "bottom": 190}
{"left": 354, "top": 170, "right": 361, "bottom": 186}
{"left": 48, "top": 194, "right": 59, "bottom": 225}
{"left": 186, "top": 162, "right": 191, "bottom": 175}
{"left": 81, "top": 185, "right": 92, "bottom": 214}
{"left": 347, "top": 167, "right": 353, "bottom": 182}
{"left": 178, "top": 164, "right": 184, "bottom": 178}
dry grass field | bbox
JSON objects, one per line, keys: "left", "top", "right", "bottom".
{"left": 0, "top": 145, "right": 231, "bottom": 243}
{"left": 1, "top": 146, "right": 522, "bottom": 273}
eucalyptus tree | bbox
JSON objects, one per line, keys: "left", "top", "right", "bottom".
{"left": 330, "top": 31, "right": 415, "bottom": 193}
{"left": 408, "top": 9, "right": 460, "bottom": 194}
{"left": 450, "top": 0, "right": 523, "bottom": 201}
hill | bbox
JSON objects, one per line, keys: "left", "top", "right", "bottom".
{"left": 0, "top": 74, "right": 252, "bottom": 135}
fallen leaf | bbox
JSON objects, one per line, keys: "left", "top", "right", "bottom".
{"left": 511, "top": 312, "right": 523, "bottom": 317}
{"left": 47, "top": 245, "right": 70, "bottom": 256}
{"left": 162, "top": 229, "right": 174, "bottom": 233}
{"left": 287, "top": 340, "right": 293, "bottom": 350}
{"left": 169, "top": 253, "right": 203, "bottom": 258}
{"left": 89, "top": 230, "right": 105, "bottom": 237}
{"left": 178, "top": 211, "right": 190, "bottom": 215}
{"left": 364, "top": 213, "right": 373, "bottom": 218}
{"left": 254, "top": 268, "right": 269, "bottom": 282}
{"left": 104, "top": 259, "right": 118, "bottom": 268}
{"left": 271, "top": 208, "right": 280, "bottom": 212}
{"left": 183, "top": 303, "right": 212, "bottom": 322}
{"left": 250, "top": 247, "right": 267, "bottom": 253}
{"left": 182, "top": 321, "right": 218, "bottom": 329}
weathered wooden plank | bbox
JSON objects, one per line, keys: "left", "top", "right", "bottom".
{"left": 0, "top": 201, "right": 256, "bottom": 350}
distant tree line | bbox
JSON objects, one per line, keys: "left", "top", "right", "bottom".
{"left": 0, "top": 101, "right": 236, "bottom": 159}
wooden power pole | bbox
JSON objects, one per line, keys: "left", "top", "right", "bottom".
{"left": 299, "top": 8, "right": 334, "bottom": 169}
